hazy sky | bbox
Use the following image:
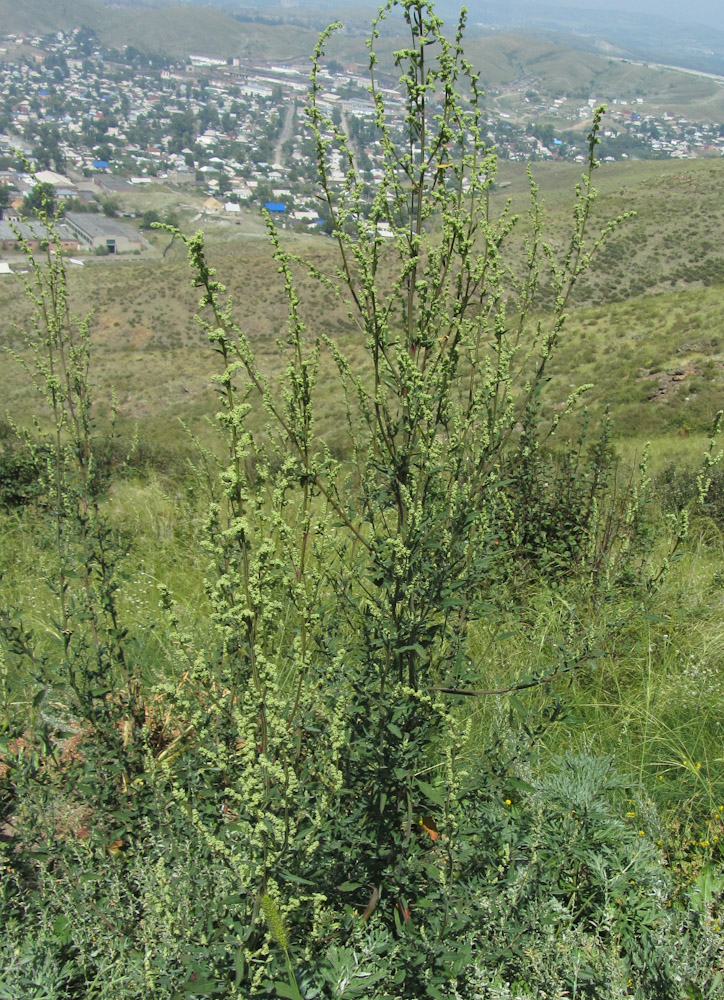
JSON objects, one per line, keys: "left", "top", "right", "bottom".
{"left": 511, "top": 0, "right": 724, "bottom": 32}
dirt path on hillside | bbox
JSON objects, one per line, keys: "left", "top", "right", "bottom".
{"left": 341, "top": 111, "right": 362, "bottom": 168}
{"left": 274, "top": 102, "right": 296, "bottom": 168}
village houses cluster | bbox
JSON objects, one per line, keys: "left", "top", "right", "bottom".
{"left": 0, "top": 24, "right": 723, "bottom": 259}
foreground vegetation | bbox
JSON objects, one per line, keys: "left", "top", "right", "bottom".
{"left": 2, "top": 3, "right": 724, "bottom": 997}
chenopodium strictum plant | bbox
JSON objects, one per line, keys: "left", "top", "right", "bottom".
{"left": 154, "top": 223, "right": 354, "bottom": 987}
{"left": 159, "top": 0, "right": 632, "bottom": 989}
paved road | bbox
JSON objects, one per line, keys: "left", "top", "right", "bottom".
{"left": 608, "top": 54, "right": 724, "bottom": 84}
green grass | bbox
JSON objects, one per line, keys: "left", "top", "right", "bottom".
{"left": 4, "top": 431, "right": 723, "bottom": 841}
{"left": 457, "top": 513, "right": 724, "bottom": 840}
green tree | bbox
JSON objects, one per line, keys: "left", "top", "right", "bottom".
{"left": 168, "top": 109, "right": 196, "bottom": 153}
{"left": 22, "top": 182, "right": 56, "bottom": 218}
{"left": 530, "top": 121, "right": 555, "bottom": 147}
{"left": 100, "top": 195, "right": 121, "bottom": 218}
{"left": 140, "top": 208, "right": 161, "bottom": 230}
{"left": 44, "top": 51, "right": 69, "bottom": 79}
{"left": 31, "top": 144, "right": 51, "bottom": 170}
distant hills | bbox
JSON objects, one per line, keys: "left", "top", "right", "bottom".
{"left": 3, "top": 0, "right": 724, "bottom": 82}
{"left": 0, "top": 0, "right": 319, "bottom": 59}
{"left": 220, "top": 0, "right": 724, "bottom": 76}
{"left": 453, "top": 1, "right": 724, "bottom": 77}
{"left": 101, "top": 8, "right": 319, "bottom": 62}
{"left": 0, "top": 0, "right": 113, "bottom": 37}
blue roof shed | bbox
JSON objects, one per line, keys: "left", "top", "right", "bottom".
{"left": 264, "top": 201, "right": 286, "bottom": 213}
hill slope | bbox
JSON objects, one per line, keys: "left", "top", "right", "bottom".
{"left": 462, "top": 33, "right": 724, "bottom": 117}
{"left": 100, "top": 7, "right": 319, "bottom": 59}
{"left": 0, "top": 158, "right": 722, "bottom": 446}
{"left": 0, "top": 0, "right": 117, "bottom": 35}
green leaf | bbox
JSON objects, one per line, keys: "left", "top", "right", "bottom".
{"left": 397, "top": 642, "right": 428, "bottom": 661}
{"left": 416, "top": 779, "right": 445, "bottom": 808}
{"left": 52, "top": 915, "right": 71, "bottom": 943}
{"left": 234, "top": 949, "right": 245, "bottom": 988}
{"left": 277, "top": 869, "right": 315, "bottom": 886}
{"left": 414, "top": 896, "right": 435, "bottom": 908}
{"left": 419, "top": 861, "right": 444, "bottom": 883}
{"left": 272, "top": 982, "right": 301, "bottom": 999}
{"left": 182, "top": 975, "right": 219, "bottom": 995}
{"left": 506, "top": 777, "right": 535, "bottom": 795}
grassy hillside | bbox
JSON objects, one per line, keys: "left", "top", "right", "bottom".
{"left": 466, "top": 32, "right": 636, "bottom": 90}
{"left": 3, "top": 156, "right": 723, "bottom": 454}
{"left": 0, "top": 0, "right": 118, "bottom": 35}
{"left": 100, "top": 6, "right": 320, "bottom": 60}
{"left": 493, "top": 158, "right": 724, "bottom": 303}
{"left": 461, "top": 32, "right": 724, "bottom": 118}
{"left": 0, "top": 0, "right": 317, "bottom": 60}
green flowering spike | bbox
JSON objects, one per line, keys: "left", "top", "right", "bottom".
{"left": 260, "top": 893, "right": 289, "bottom": 953}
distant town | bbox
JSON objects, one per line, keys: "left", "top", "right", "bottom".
{"left": 1, "top": 24, "right": 723, "bottom": 258}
